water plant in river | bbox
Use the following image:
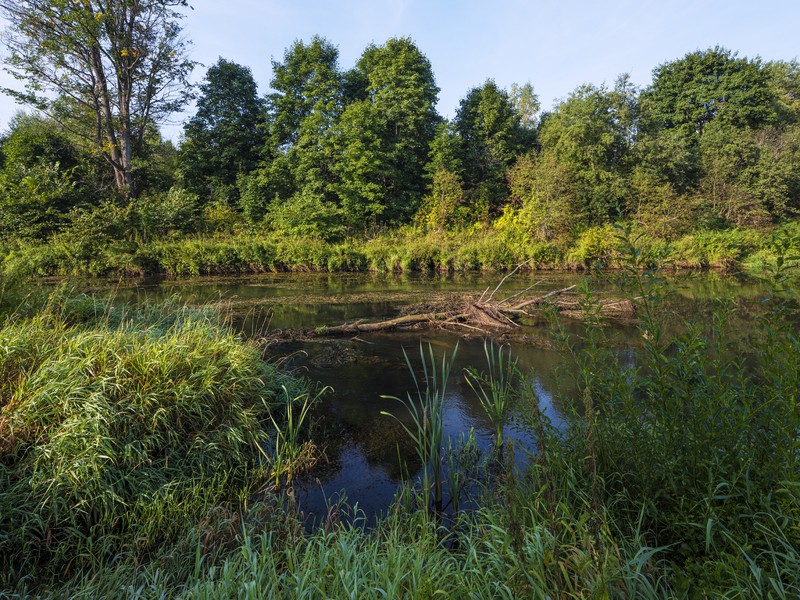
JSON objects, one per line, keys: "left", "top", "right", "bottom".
{"left": 381, "top": 343, "right": 457, "bottom": 514}
{"left": 260, "top": 386, "right": 327, "bottom": 490}
{"left": 464, "top": 339, "right": 519, "bottom": 456}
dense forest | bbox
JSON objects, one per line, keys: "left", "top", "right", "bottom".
{"left": 1, "top": 30, "right": 799, "bottom": 276}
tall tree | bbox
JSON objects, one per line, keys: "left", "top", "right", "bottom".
{"left": 181, "top": 58, "right": 265, "bottom": 202}
{"left": 332, "top": 37, "right": 440, "bottom": 227}
{"left": 510, "top": 81, "right": 540, "bottom": 130}
{"left": 267, "top": 36, "right": 343, "bottom": 153}
{"left": 637, "top": 48, "right": 795, "bottom": 228}
{"left": 454, "top": 80, "right": 532, "bottom": 216}
{"left": 640, "top": 47, "right": 776, "bottom": 137}
{"left": 538, "top": 77, "right": 637, "bottom": 224}
{"left": 246, "top": 35, "right": 344, "bottom": 211}
{"left": 0, "top": 0, "right": 193, "bottom": 197}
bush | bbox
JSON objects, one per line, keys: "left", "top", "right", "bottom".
{"left": 566, "top": 224, "right": 621, "bottom": 268}
{"left": 131, "top": 187, "right": 200, "bottom": 241}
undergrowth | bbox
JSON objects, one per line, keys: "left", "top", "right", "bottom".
{"left": 3, "top": 220, "right": 798, "bottom": 278}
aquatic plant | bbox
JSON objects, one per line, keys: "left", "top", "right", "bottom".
{"left": 260, "top": 386, "right": 327, "bottom": 490}
{"left": 381, "top": 343, "right": 457, "bottom": 514}
{"left": 464, "top": 340, "right": 519, "bottom": 455}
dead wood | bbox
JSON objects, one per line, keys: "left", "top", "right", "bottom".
{"left": 505, "top": 285, "right": 577, "bottom": 312}
{"left": 260, "top": 274, "right": 635, "bottom": 344}
{"left": 317, "top": 312, "right": 452, "bottom": 334}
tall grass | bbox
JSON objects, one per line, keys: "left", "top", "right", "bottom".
{"left": 260, "top": 386, "right": 326, "bottom": 490}
{"left": 381, "top": 343, "right": 457, "bottom": 514}
{"left": 5, "top": 221, "right": 795, "bottom": 279}
{"left": 0, "top": 298, "right": 308, "bottom": 587}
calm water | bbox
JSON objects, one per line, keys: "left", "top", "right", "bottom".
{"left": 107, "top": 270, "right": 774, "bottom": 523}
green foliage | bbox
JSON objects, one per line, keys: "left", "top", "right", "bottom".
{"left": 509, "top": 81, "right": 540, "bottom": 129}
{"left": 0, "top": 301, "right": 304, "bottom": 579}
{"left": 415, "top": 167, "right": 468, "bottom": 231}
{"left": 131, "top": 187, "right": 201, "bottom": 241}
{"left": 0, "top": 114, "right": 96, "bottom": 240}
{"left": 538, "top": 77, "right": 636, "bottom": 224}
{"left": 642, "top": 47, "right": 777, "bottom": 136}
{"left": 267, "top": 36, "right": 343, "bottom": 152}
{"left": 3, "top": 236, "right": 800, "bottom": 596}
{"left": 381, "top": 343, "right": 458, "bottom": 513}
{"left": 328, "top": 100, "right": 389, "bottom": 229}
{"left": 265, "top": 191, "right": 346, "bottom": 242}
{"left": 511, "top": 151, "right": 581, "bottom": 244}
{"left": 572, "top": 227, "right": 800, "bottom": 586}
{"left": 628, "top": 168, "right": 699, "bottom": 239}
{"left": 332, "top": 37, "right": 440, "bottom": 228}
{"left": 565, "top": 224, "right": 622, "bottom": 268}
{"left": 181, "top": 59, "right": 266, "bottom": 202}
{"left": 265, "top": 36, "right": 343, "bottom": 208}
{"left": 671, "top": 228, "right": 767, "bottom": 268}
{"left": 454, "top": 80, "right": 533, "bottom": 214}
{"left": 464, "top": 341, "right": 519, "bottom": 452}
{"left": 0, "top": 0, "right": 194, "bottom": 196}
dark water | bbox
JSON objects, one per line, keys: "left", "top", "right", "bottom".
{"left": 107, "top": 270, "right": 778, "bottom": 524}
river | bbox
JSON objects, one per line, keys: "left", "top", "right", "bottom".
{"left": 105, "top": 270, "right": 775, "bottom": 524}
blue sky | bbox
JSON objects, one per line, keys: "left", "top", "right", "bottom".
{"left": 1, "top": 0, "right": 798, "bottom": 140}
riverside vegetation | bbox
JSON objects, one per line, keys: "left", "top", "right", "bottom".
{"left": 0, "top": 7, "right": 799, "bottom": 595}
{"left": 1, "top": 37, "right": 800, "bottom": 279}
{"left": 0, "top": 229, "right": 798, "bottom": 597}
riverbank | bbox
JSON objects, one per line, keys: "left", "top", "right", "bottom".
{"left": 1, "top": 239, "right": 798, "bottom": 597}
{"left": 2, "top": 221, "right": 797, "bottom": 279}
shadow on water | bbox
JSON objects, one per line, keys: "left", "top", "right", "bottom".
{"left": 105, "top": 270, "right": 780, "bottom": 526}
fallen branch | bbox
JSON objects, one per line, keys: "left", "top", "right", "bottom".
{"left": 506, "top": 285, "right": 577, "bottom": 312}
{"left": 317, "top": 312, "right": 450, "bottom": 334}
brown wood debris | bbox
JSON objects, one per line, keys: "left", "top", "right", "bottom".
{"left": 262, "top": 281, "right": 635, "bottom": 344}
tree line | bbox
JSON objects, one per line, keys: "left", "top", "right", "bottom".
{"left": 1, "top": 6, "right": 799, "bottom": 247}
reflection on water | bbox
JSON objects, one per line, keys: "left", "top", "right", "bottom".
{"left": 105, "top": 270, "right": 778, "bottom": 524}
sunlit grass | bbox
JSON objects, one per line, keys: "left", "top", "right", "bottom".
{"left": 0, "top": 298, "right": 307, "bottom": 587}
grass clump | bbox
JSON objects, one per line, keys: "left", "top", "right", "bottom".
{"left": 0, "top": 300, "right": 306, "bottom": 586}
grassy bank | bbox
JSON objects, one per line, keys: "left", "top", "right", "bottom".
{"left": 2, "top": 221, "right": 798, "bottom": 278}
{"left": 0, "top": 298, "right": 309, "bottom": 591}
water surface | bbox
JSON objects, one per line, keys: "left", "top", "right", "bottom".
{"left": 108, "top": 270, "right": 775, "bottom": 523}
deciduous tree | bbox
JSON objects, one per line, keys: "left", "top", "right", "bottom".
{"left": 454, "top": 80, "right": 532, "bottom": 215}
{"left": 181, "top": 58, "right": 265, "bottom": 202}
{"left": 0, "top": 0, "right": 194, "bottom": 197}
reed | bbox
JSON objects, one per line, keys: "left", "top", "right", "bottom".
{"left": 381, "top": 343, "right": 457, "bottom": 514}
{"left": 464, "top": 340, "right": 519, "bottom": 456}
{"left": 260, "top": 386, "right": 327, "bottom": 490}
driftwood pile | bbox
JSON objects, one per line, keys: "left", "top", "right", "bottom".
{"left": 262, "top": 264, "right": 636, "bottom": 344}
{"left": 316, "top": 285, "right": 634, "bottom": 337}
